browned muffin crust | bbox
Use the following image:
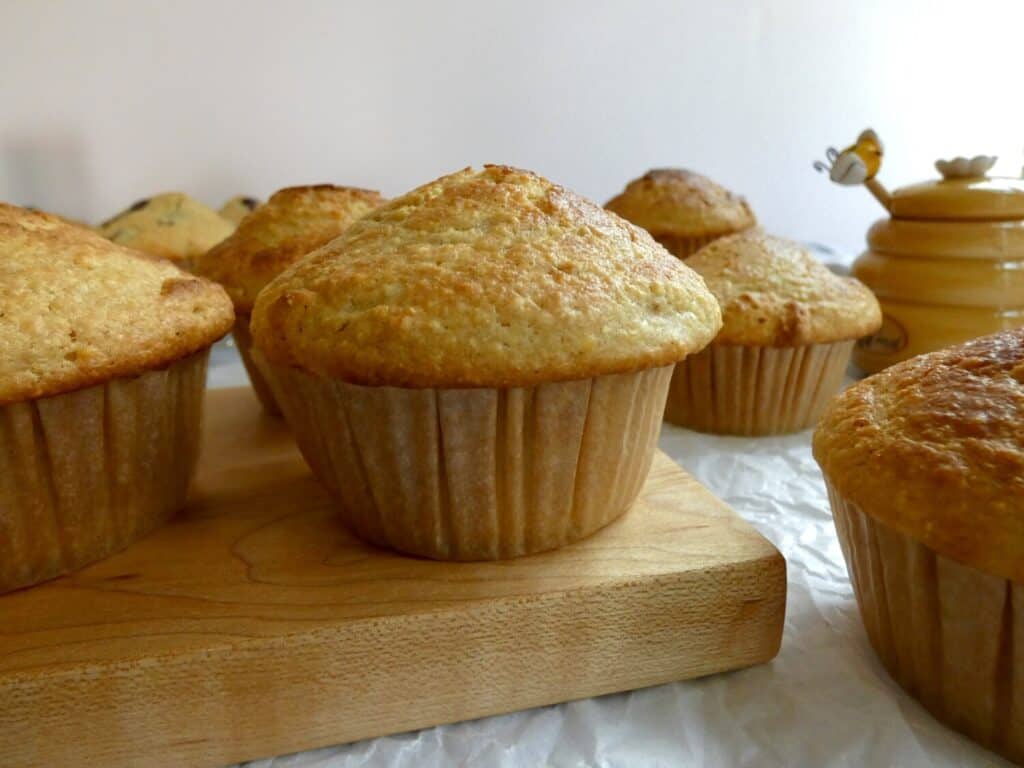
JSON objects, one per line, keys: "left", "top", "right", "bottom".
{"left": 687, "top": 231, "right": 881, "bottom": 346}
{"left": 814, "top": 328, "right": 1024, "bottom": 582}
{"left": 605, "top": 168, "right": 756, "bottom": 238}
{"left": 195, "top": 185, "right": 384, "bottom": 314}
{"left": 0, "top": 203, "right": 234, "bottom": 405}
{"left": 252, "top": 165, "right": 722, "bottom": 388}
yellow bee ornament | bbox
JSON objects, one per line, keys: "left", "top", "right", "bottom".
{"left": 815, "top": 129, "right": 891, "bottom": 210}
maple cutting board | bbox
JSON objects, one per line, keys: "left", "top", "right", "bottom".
{"left": 0, "top": 387, "right": 786, "bottom": 768}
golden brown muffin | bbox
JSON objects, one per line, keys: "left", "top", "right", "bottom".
{"left": 688, "top": 231, "right": 881, "bottom": 346}
{"left": 99, "top": 193, "right": 234, "bottom": 268}
{"left": 255, "top": 169, "right": 720, "bottom": 388}
{"left": 605, "top": 169, "right": 756, "bottom": 259}
{"left": 252, "top": 165, "right": 721, "bottom": 560}
{"left": 814, "top": 328, "right": 1024, "bottom": 762}
{"left": 198, "top": 185, "right": 384, "bottom": 314}
{"left": 196, "top": 185, "right": 384, "bottom": 414}
{"left": 665, "top": 231, "right": 881, "bottom": 434}
{"left": 218, "top": 195, "right": 261, "bottom": 225}
{"left": 815, "top": 329, "right": 1023, "bottom": 582}
{"left": 0, "top": 203, "right": 233, "bottom": 593}
{"left": 25, "top": 206, "right": 93, "bottom": 230}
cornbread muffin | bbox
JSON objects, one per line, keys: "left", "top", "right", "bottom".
{"left": 814, "top": 329, "right": 1024, "bottom": 763}
{"left": 0, "top": 203, "right": 233, "bottom": 593}
{"left": 252, "top": 165, "right": 721, "bottom": 560}
{"left": 665, "top": 231, "right": 881, "bottom": 434}
{"left": 196, "top": 185, "right": 385, "bottom": 414}
{"left": 605, "top": 169, "right": 756, "bottom": 259}
{"left": 219, "top": 195, "right": 261, "bottom": 225}
{"left": 25, "top": 206, "right": 93, "bottom": 230}
{"left": 100, "top": 193, "right": 234, "bottom": 268}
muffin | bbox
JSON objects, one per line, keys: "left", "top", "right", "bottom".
{"left": 219, "top": 195, "right": 261, "bottom": 225}
{"left": 0, "top": 204, "right": 234, "bottom": 593}
{"left": 100, "top": 192, "right": 234, "bottom": 268}
{"left": 605, "top": 169, "right": 756, "bottom": 259}
{"left": 666, "top": 231, "right": 881, "bottom": 435}
{"left": 195, "top": 185, "right": 385, "bottom": 415}
{"left": 25, "top": 206, "right": 93, "bottom": 230}
{"left": 251, "top": 165, "right": 722, "bottom": 560}
{"left": 814, "top": 329, "right": 1024, "bottom": 763}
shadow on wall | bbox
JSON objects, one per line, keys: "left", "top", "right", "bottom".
{"left": 2, "top": 134, "right": 95, "bottom": 222}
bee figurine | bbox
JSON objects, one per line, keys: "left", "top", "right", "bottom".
{"left": 815, "top": 129, "right": 892, "bottom": 210}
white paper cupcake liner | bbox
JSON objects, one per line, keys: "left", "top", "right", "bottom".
{"left": 0, "top": 350, "right": 208, "bottom": 593}
{"left": 664, "top": 341, "right": 853, "bottom": 435}
{"left": 232, "top": 314, "right": 281, "bottom": 416}
{"left": 827, "top": 482, "right": 1023, "bottom": 763}
{"left": 261, "top": 360, "right": 673, "bottom": 560}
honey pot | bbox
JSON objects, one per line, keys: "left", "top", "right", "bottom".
{"left": 816, "top": 130, "right": 1024, "bottom": 373}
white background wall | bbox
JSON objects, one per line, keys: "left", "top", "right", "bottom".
{"left": 3, "top": 0, "right": 1024, "bottom": 257}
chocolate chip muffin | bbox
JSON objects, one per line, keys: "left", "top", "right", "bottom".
{"left": 219, "top": 195, "right": 261, "bottom": 226}
{"left": 100, "top": 193, "right": 234, "bottom": 268}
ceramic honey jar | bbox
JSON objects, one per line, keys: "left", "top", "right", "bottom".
{"left": 816, "top": 130, "right": 1024, "bottom": 373}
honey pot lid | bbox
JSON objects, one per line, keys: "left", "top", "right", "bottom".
{"left": 889, "top": 156, "right": 1024, "bottom": 221}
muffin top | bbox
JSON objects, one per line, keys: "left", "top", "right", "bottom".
{"left": 605, "top": 169, "right": 756, "bottom": 237}
{"left": 0, "top": 204, "right": 234, "bottom": 406}
{"left": 686, "top": 231, "right": 881, "bottom": 346}
{"left": 196, "top": 185, "right": 384, "bottom": 314}
{"left": 99, "top": 193, "right": 234, "bottom": 266}
{"left": 814, "top": 328, "right": 1024, "bottom": 582}
{"left": 219, "top": 195, "right": 261, "bottom": 226}
{"left": 252, "top": 165, "right": 722, "bottom": 388}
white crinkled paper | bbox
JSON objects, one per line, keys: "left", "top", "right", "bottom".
{"left": 207, "top": 347, "right": 1009, "bottom": 768}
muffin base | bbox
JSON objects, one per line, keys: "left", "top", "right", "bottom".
{"left": 0, "top": 350, "right": 208, "bottom": 593}
{"left": 827, "top": 483, "right": 1023, "bottom": 763}
{"left": 664, "top": 341, "right": 853, "bottom": 435}
{"left": 262, "top": 361, "right": 674, "bottom": 560}
{"left": 233, "top": 314, "right": 281, "bottom": 416}
{"left": 652, "top": 232, "right": 723, "bottom": 260}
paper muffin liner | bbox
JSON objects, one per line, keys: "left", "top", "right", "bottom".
{"left": 261, "top": 359, "right": 673, "bottom": 560}
{"left": 0, "top": 350, "right": 208, "bottom": 593}
{"left": 654, "top": 232, "right": 725, "bottom": 260}
{"left": 826, "top": 482, "right": 1023, "bottom": 763}
{"left": 664, "top": 340, "right": 854, "bottom": 435}
{"left": 232, "top": 314, "right": 281, "bottom": 416}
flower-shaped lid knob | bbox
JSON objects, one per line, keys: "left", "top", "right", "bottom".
{"left": 934, "top": 155, "right": 997, "bottom": 180}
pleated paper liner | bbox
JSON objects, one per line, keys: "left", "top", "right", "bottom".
{"left": 664, "top": 341, "right": 854, "bottom": 435}
{"left": 261, "top": 359, "right": 674, "bottom": 560}
{"left": 232, "top": 314, "right": 281, "bottom": 416}
{"left": 0, "top": 350, "right": 208, "bottom": 593}
{"left": 827, "top": 482, "right": 1024, "bottom": 764}
{"left": 653, "top": 232, "right": 723, "bottom": 260}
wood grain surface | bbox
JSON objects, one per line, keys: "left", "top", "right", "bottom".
{"left": 0, "top": 387, "right": 786, "bottom": 767}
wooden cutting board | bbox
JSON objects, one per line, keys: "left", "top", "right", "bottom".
{"left": 0, "top": 387, "right": 786, "bottom": 768}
